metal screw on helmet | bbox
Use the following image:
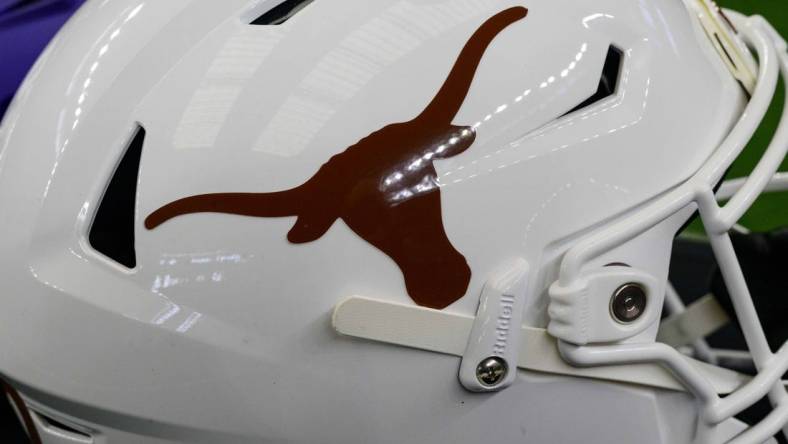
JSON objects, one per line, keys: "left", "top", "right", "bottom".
{"left": 610, "top": 283, "right": 647, "bottom": 323}
{"left": 476, "top": 357, "right": 508, "bottom": 387}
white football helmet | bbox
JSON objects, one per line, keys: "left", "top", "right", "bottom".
{"left": 1, "top": 0, "right": 787, "bottom": 443}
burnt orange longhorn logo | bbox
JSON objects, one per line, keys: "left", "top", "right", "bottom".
{"left": 146, "top": 7, "right": 528, "bottom": 309}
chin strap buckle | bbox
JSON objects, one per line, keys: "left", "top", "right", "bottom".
{"left": 458, "top": 259, "right": 529, "bottom": 392}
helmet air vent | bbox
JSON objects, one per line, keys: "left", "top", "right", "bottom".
{"left": 88, "top": 125, "right": 145, "bottom": 269}
{"left": 250, "top": 0, "right": 315, "bottom": 25}
{"left": 562, "top": 45, "right": 623, "bottom": 116}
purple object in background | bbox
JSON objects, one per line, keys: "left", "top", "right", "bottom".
{"left": 0, "top": 0, "right": 85, "bottom": 117}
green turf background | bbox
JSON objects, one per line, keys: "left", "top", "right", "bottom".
{"left": 698, "top": 1, "right": 788, "bottom": 232}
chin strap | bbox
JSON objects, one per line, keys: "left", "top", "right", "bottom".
{"left": 332, "top": 296, "right": 748, "bottom": 395}
{"left": 658, "top": 293, "right": 730, "bottom": 348}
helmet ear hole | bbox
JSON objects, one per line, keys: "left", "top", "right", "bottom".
{"left": 88, "top": 126, "right": 145, "bottom": 269}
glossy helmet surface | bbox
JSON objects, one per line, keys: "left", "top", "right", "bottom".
{"left": 0, "top": 0, "right": 787, "bottom": 443}
{"left": 0, "top": 0, "right": 85, "bottom": 117}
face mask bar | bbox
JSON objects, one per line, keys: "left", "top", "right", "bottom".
{"left": 663, "top": 172, "right": 788, "bottom": 370}
{"left": 549, "top": 11, "right": 788, "bottom": 444}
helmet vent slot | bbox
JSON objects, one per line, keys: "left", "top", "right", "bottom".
{"left": 562, "top": 45, "right": 622, "bottom": 116}
{"left": 250, "top": 0, "right": 315, "bottom": 25}
{"left": 88, "top": 126, "right": 145, "bottom": 269}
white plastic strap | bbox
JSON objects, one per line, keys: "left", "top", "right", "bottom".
{"left": 694, "top": 0, "right": 757, "bottom": 94}
{"left": 332, "top": 296, "right": 748, "bottom": 395}
{"left": 658, "top": 294, "right": 730, "bottom": 348}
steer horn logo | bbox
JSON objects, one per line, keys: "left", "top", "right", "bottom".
{"left": 146, "top": 7, "right": 528, "bottom": 309}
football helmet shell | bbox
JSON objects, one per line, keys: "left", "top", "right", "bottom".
{"left": 0, "top": 0, "right": 786, "bottom": 443}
